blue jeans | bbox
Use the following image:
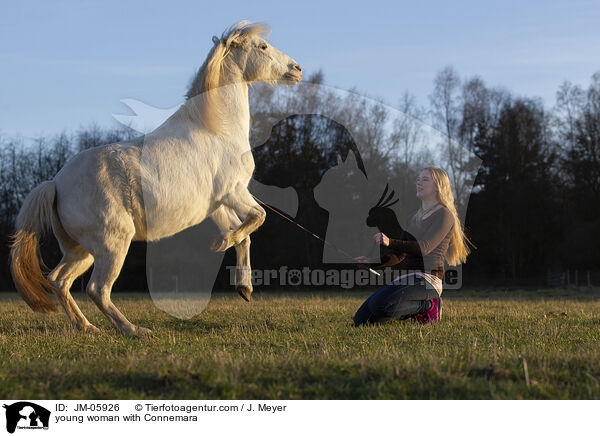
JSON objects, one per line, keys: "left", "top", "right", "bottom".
{"left": 353, "top": 275, "right": 441, "bottom": 326}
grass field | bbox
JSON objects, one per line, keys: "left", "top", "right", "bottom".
{"left": 0, "top": 287, "right": 599, "bottom": 399}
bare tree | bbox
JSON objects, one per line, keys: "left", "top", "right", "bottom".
{"left": 429, "top": 66, "right": 473, "bottom": 210}
{"left": 563, "top": 72, "right": 600, "bottom": 201}
{"left": 76, "top": 123, "right": 136, "bottom": 152}
{"left": 554, "top": 81, "right": 585, "bottom": 176}
{"left": 385, "top": 92, "right": 428, "bottom": 206}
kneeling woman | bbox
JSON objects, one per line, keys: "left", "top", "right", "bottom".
{"left": 354, "top": 166, "right": 470, "bottom": 325}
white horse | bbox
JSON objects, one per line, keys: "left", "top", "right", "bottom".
{"left": 10, "top": 21, "right": 302, "bottom": 335}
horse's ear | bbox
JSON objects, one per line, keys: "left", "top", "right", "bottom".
{"left": 212, "top": 36, "right": 220, "bottom": 44}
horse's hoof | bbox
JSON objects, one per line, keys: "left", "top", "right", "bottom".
{"left": 210, "top": 234, "right": 230, "bottom": 252}
{"left": 117, "top": 325, "right": 152, "bottom": 336}
{"left": 80, "top": 324, "right": 100, "bottom": 334}
{"left": 135, "top": 327, "right": 153, "bottom": 336}
{"left": 237, "top": 286, "right": 252, "bottom": 302}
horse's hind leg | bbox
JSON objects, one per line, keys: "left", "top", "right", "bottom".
{"left": 47, "top": 246, "right": 97, "bottom": 333}
{"left": 210, "top": 205, "right": 253, "bottom": 301}
{"left": 85, "top": 235, "right": 150, "bottom": 335}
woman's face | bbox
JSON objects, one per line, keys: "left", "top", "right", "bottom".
{"left": 416, "top": 170, "right": 437, "bottom": 201}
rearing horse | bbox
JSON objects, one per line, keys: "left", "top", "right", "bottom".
{"left": 10, "top": 21, "right": 302, "bottom": 335}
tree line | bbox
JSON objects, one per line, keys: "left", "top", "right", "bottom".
{"left": 0, "top": 68, "right": 598, "bottom": 290}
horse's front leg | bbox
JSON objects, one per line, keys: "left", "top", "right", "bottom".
{"left": 210, "top": 205, "right": 254, "bottom": 301}
{"left": 211, "top": 185, "right": 266, "bottom": 253}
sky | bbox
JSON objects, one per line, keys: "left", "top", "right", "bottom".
{"left": 1, "top": 0, "right": 599, "bottom": 139}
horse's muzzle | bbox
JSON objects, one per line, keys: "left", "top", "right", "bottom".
{"left": 284, "top": 63, "right": 302, "bottom": 83}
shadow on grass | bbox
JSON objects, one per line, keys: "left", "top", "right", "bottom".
{"left": 159, "top": 317, "right": 237, "bottom": 334}
{"left": 2, "top": 360, "right": 527, "bottom": 400}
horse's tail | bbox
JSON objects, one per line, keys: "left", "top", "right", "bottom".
{"left": 9, "top": 181, "right": 59, "bottom": 313}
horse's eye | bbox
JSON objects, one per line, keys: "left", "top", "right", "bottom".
{"left": 259, "top": 44, "right": 268, "bottom": 50}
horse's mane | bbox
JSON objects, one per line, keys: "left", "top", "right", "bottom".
{"left": 187, "top": 21, "right": 271, "bottom": 99}
{"left": 183, "top": 21, "right": 270, "bottom": 134}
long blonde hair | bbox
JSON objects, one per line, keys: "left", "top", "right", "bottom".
{"left": 423, "top": 166, "right": 471, "bottom": 265}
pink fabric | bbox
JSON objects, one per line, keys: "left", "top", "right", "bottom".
{"left": 415, "top": 297, "right": 442, "bottom": 324}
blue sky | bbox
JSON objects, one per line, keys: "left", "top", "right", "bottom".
{"left": 1, "top": 0, "right": 598, "bottom": 138}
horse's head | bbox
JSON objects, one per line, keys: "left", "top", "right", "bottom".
{"left": 185, "top": 21, "right": 302, "bottom": 133}
{"left": 213, "top": 21, "right": 302, "bottom": 86}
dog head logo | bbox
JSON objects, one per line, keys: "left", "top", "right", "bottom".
{"left": 3, "top": 402, "right": 50, "bottom": 433}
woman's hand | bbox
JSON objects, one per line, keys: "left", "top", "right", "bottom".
{"left": 374, "top": 232, "right": 390, "bottom": 247}
{"left": 354, "top": 256, "right": 371, "bottom": 269}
